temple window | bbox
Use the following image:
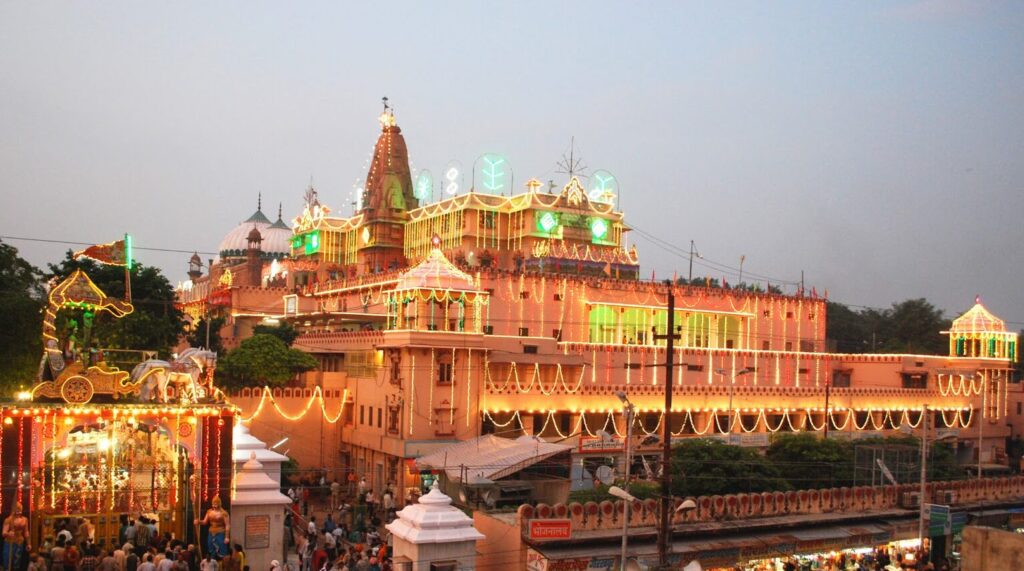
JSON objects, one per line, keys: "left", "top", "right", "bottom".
{"left": 437, "top": 359, "right": 453, "bottom": 385}
{"left": 901, "top": 372, "right": 928, "bottom": 390}
{"left": 434, "top": 410, "right": 455, "bottom": 436}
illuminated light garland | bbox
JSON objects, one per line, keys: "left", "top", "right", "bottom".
{"left": 806, "top": 411, "right": 826, "bottom": 432}
{"left": 938, "top": 374, "right": 984, "bottom": 397}
{"left": 202, "top": 418, "right": 209, "bottom": 501}
{"left": 713, "top": 410, "right": 736, "bottom": 435}
{"left": 50, "top": 413, "right": 56, "bottom": 509}
{"left": 409, "top": 354, "right": 416, "bottom": 435}
{"left": 940, "top": 410, "right": 960, "bottom": 428}
{"left": 737, "top": 411, "right": 761, "bottom": 433}
{"left": 214, "top": 418, "right": 222, "bottom": 504}
{"left": 486, "top": 406, "right": 973, "bottom": 439}
{"left": 449, "top": 348, "right": 457, "bottom": 425}
{"left": 174, "top": 411, "right": 181, "bottom": 506}
{"left": 466, "top": 348, "right": 473, "bottom": 428}
{"left": 784, "top": 411, "right": 804, "bottom": 432}
{"left": 231, "top": 386, "right": 344, "bottom": 423}
{"left": 958, "top": 407, "right": 974, "bottom": 427}
{"left": 17, "top": 416, "right": 24, "bottom": 507}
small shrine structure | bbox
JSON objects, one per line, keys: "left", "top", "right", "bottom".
{"left": 231, "top": 452, "right": 291, "bottom": 571}
{"left": 386, "top": 481, "right": 484, "bottom": 571}
{"left": 233, "top": 422, "right": 288, "bottom": 482}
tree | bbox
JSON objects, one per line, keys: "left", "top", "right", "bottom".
{"left": 881, "top": 299, "right": 949, "bottom": 354}
{"left": 0, "top": 242, "right": 45, "bottom": 393}
{"left": 216, "top": 334, "right": 317, "bottom": 390}
{"left": 669, "top": 438, "right": 789, "bottom": 497}
{"left": 826, "top": 301, "right": 868, "bottom": 353}
{"left": 825, "top": 298, "right": 950, "bottom": 355}
{"left": 46, "top": 251, "right": 185, "bottom": 357}
{"left": 186, "top": 316, "right": 226, "bottom": 354}
{"left": 766, "top": 433, "right": 855, "bottom": 489}
{"left": 253, "top": 322, "right": 299, "bottom": 346}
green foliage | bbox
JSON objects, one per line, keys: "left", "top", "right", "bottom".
{"left": 216, "top": 334, "right": 317, "bottom": 390}
{"left": 766, "top": 433, "right": 855, "bottom": 489}
{"left": 0, "top": 242, "right": 45, "bottom": 394}
{"left": 670, "top": 438, "right": 789, "bottom": 497}
{"left": 569, "top": 482, "right": 660, "bottom": 504}
{"left": 826, "top": 298, "right": 950, "bottom": 355}
{"left": 46, "top": 251, "right": 185, "bottom": 357}
{"left": 252, "top": 321, "right": 299, "bottom": 346}
{"left": 673, "top": 277, "right": 782, "bottom": 294}
{"left": 186, "top": 316, "right": 226, "bottom": 354}
{"left": 664, "top": 434, "right": 964, "bottom": 497}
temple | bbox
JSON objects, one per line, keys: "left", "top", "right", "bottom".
{"left": 175, "top": 108, "right": 1020, "bottom": 513}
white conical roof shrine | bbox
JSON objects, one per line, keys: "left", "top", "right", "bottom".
{"left": 232, "top": 423, "right": 289, "bottom": 464}
{"left": 385, "top": 481, "right": 485, "bottom": 544}
{"left": 233, "top": 452, "right": 293, "bottom": 506}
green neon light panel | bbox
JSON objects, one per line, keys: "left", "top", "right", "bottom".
{"left": 480, "top": 154, "right": 507, "bottom": 193}
{"left": 537, "top": 211, "right": 559, "bottom": 233}
{"left": 590, "top": 218, "right": 609, "bottom": 239}
{"left": 414, "top": 171, "right": 433, "bottom": 201}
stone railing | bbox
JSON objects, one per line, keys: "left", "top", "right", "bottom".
{"left": 517, "top": 476, "right": 1024, "bottom": 535}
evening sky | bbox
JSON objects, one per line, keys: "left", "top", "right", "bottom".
{"left": 1, "top": 1, "right": 1022, "bottom": 323}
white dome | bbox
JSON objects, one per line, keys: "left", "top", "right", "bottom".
{"left": 219, "top": 208, "right": 292, "bottom": 260}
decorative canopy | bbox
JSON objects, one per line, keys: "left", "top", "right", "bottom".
{"left": 949, "top": 297, "right": 1006, "bottom": 334}
{"left": 415, "top": 434, "right": 571, "bottom": 482}
{"left": 385, "top": 481, "right": 485, "bottom": 545}
{"left": 395, "top": 247, "right": 477, "bottom": 292}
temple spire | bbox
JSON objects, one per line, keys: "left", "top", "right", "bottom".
{"left": 258, "top": 192, "right": 262, "bottom": 212}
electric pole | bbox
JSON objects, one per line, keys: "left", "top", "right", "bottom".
{"left": 652, "top": 286, "right": 679, "bottom": 569}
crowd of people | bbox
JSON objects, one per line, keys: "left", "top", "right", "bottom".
{"left": 736, "top": 544, "right": 956, "bottom": 571}
{"left": 19, "top": 516, "right": 249, "bottom": 571}
{"left": 283, "top": 474, "right": 399, "bottom": 571}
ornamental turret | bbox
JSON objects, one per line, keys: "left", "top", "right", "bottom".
{"left": 945, "top": 297, "right": 1018, "bottom": 362}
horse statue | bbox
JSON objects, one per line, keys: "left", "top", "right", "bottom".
{"left": 131, "top": 348, "right": 217, "bottom": 403}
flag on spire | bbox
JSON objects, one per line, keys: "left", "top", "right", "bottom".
{"left": 74, "top": 236, "right": 131, "bottom": 268}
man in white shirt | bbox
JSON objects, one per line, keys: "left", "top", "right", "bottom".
{"left": 307, "top": 517, "right": 317, "bottom": 536}
{"left": 137, "top": 554, "right": 156, "bottom": 571}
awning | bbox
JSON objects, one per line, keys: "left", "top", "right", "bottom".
{"left": 415, "top": 434, "right": 572, "bottom": 482}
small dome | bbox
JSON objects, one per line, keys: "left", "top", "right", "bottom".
{"left": 396, "top": 248, "right": 477, "bottom": 291}
{"left": 951, "top": 297, "right": 1006, "bottom": 334}
{"left": 247, "top": 226, "right": 263, "bottom": 243}
{"left": 219, "top": 205, "right": 292, "bottom": 260}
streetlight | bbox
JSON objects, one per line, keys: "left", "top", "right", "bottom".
{"left": 917, "top": 404, "right": 958, "bottom": 551}
{"left": 615, "top": 391, "right": 635, "bottom": 571}
{"left": 713, "top": 367, "right": 756, "bottom": 434}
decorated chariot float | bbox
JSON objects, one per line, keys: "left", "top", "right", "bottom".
{"left": 0, "top": 247, "right": 235, "bottom": 559}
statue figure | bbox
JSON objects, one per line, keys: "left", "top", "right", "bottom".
{"left": 1, "top": 502, "right": 29, "bottom": 571}
{"left": 195, "top": 495, "right": 229, "bottom": 558}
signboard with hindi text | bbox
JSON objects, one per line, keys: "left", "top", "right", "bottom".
{"left": 245, "top": 515, "right": 270, "bottom": 549}
{"left": 528, "top": 519, "right": 572, "bottom": 541}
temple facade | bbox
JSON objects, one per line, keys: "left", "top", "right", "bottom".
{"left": 176, "top": 109, "right": 1020, "bottom": 508}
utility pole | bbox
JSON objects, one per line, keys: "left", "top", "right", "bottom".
{"left": 918, "top": 404, "right": 929, "bottom": 547}
{"left": 652, "top": 287, "right": 679, "bottom": 569}
{"left": 823, "top": 376, "right": 831, "bottom": 439}
{"left": 688, "top": 241, "right": 698, "bottom": 282}
{"left": 979, "top": 374, "right": 985, "bottom": 479}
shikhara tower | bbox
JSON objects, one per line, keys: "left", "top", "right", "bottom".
{"left": 357, "top": 107, "right": 418, "bottom": 273}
